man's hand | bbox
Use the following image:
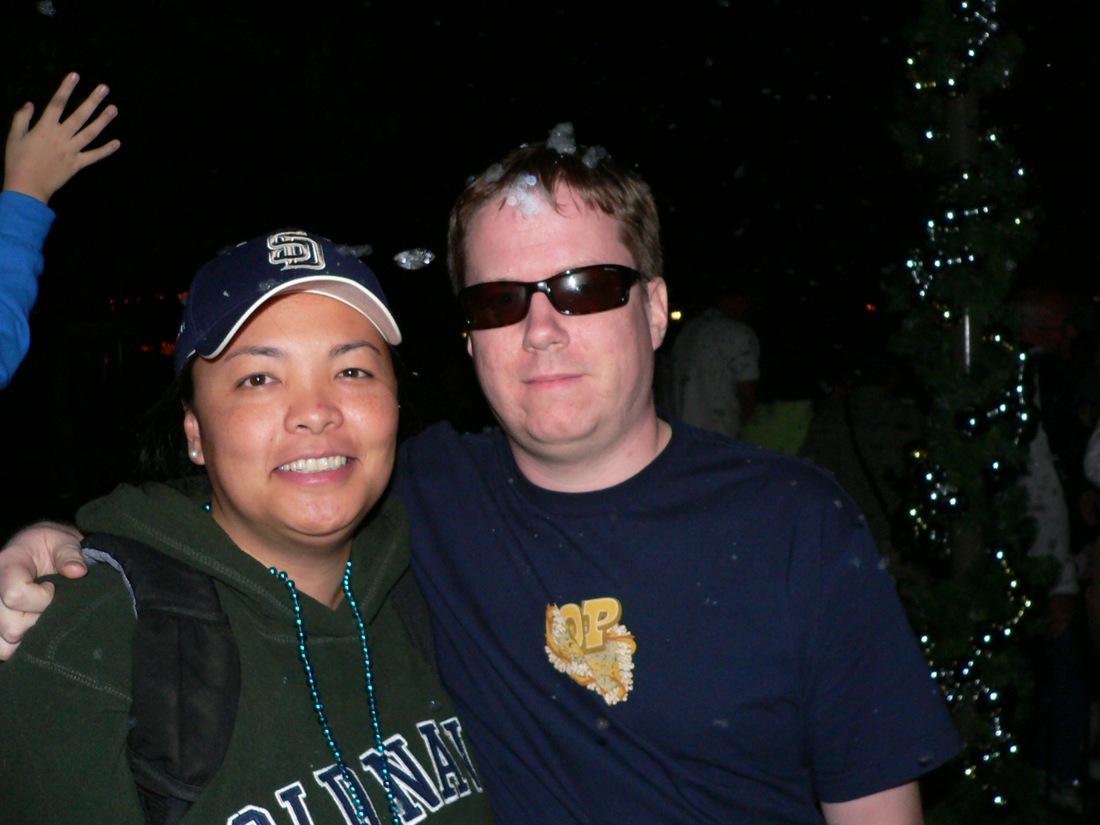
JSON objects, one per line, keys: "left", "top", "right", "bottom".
{"left": 3, "top": 72, "right": 121, "bottom": 205}
{"left": 0, "top": 522, "right": 86, "bottom": 660}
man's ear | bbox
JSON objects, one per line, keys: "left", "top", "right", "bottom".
{"left": 645, "top": 277, "right": 669, "bottom": 350}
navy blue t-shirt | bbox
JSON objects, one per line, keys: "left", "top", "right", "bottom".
{"left": 396, "top": 421, "right": 961, "bottom": 824}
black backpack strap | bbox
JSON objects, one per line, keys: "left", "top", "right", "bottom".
{"left": 82, "top": 533, "right": 241, "bottom": 825}
{"left": 389, "top": 567, "right": 438, "bottom": 676}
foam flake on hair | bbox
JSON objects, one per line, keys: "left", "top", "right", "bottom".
{"left": 547, "top": 122, "right": 577, "bottom": 155}
{"left": 504, "top": 174, "right": 548, "bottom": 218}
{"left": 582, "top": 145, "right": 608, "bottom": 168}
{"left": 481, "top": 163, "right": 505, "bottom": 183}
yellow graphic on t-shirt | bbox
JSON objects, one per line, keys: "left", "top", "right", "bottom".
{"left": 545, "top": 598, "right": 636, "bottom": 705}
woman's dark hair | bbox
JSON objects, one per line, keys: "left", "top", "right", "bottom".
{"left": 131, "top": 359, "right": 200, "bottom": 483}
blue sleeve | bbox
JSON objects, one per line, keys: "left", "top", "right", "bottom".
{"left": 0, "top": 191, "right": 55, "bottom": 388}
{"left": 800, "top": 497, "right": 962, "bottom": 801}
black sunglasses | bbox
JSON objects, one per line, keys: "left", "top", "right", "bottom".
{"left": 459, "top": 264, "right": 644, "bottom": 330}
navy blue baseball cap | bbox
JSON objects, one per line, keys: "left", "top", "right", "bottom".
{"left": 174, "top": 229, "right": 401, "bottom": 373}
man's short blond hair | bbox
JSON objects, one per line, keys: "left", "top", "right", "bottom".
{"left": 447, "top": 140, "right": 663, "bottom": 292}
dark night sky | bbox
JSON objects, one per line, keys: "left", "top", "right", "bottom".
{"left": 0, "top": 0, "right": 1096, "bottom": 530}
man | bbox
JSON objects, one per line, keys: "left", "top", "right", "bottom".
{"left": 1009, "top": 284, "right": 1093, "bottom": 814}
{"left": 1, "top": 72, "right": 120, "bottom": 388}
{"left": 667, "top": 290, "right": 760, "bottom": 438}
{"left": 0, "top": 130, "right": 960, "bottom": 823}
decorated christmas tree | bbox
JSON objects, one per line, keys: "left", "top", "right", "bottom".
{"left": 890, "top": 1, "right": 1057, "bottom": 821}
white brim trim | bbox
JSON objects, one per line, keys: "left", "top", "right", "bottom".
{"left": 200, "top": 275, "right": 402, "bottom": 360}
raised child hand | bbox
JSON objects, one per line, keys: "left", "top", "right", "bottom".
{"left": 3, "top": 72, "right": 121, "bottom": 205}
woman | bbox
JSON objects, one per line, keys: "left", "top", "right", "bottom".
{"left": 0, "top": 230, "right": 495, "bottom": 824}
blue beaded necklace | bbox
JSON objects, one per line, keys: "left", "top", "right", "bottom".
{"left": 270, "top": 561, "right": 403, "bottom": 825}
{"left": 201, "top": 503, "right": 400, "bottom": 823}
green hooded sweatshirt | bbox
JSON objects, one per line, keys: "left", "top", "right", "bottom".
{"left": 0, "top": 480, "right": 495, "bottom": 825}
